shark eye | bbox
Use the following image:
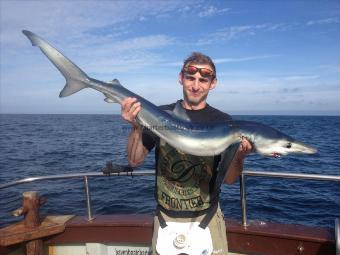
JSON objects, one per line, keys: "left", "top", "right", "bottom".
{"left": 286, "top": 142, "right": 292, "bottom": 149}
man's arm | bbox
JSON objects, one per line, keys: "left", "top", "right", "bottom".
{"left": 121, "top": 97, "right": 149, "bottom": 167}
{"left": 127, "top": 124, "right": 149, "bottom": 167}
{"left": 224, "top": 138, "right": 252, "bottom": 184}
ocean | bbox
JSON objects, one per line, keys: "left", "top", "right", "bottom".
{"left": 0, "top": 114, "right": 339, "bottom": 228}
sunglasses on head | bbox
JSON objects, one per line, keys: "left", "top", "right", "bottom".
{"left": 182, "top": 65, "right": 215, "bottom": 78}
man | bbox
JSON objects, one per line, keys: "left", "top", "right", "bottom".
{"left": 121, "top": 52, "right": 252, "bottom": 254}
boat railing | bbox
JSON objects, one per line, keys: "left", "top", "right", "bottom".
{"left": 0, "top": 169, "right": 155, "bottom": 222}
{"left": 240, "top": 170, "right": 340, "bottom": 227}
{"left": 0, "top": 167, "right": 339, "bottom": 227}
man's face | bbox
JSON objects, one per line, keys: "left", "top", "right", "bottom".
{"left": 179, "top": 64, "right": 217, "bottom": 108}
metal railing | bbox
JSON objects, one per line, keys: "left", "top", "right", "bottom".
{"left": 241, "top": 170, "right": 340, "bottom": 227}
{"left": 0, "top": 168, "right": 339, "bottom": 225}
{"left": 336, "top": 218, "right": 340, "bottom": 255}
{"left": 0, "top": 170, "right": 155, "bottom": 221}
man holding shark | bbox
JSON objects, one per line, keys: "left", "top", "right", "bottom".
{"left": 22, "top": 30, "right": 316, "bottom": 254}
{"left": 121, "top": 52, "right": 252, "bottom": 255}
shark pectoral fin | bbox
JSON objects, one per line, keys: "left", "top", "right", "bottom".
{"left": 213, "top": 142, "right": 241, "bottom": 193}
{"left": 104, "top": 98, "right": 116, "bottom": 103}
{"left": 103, "top": 93, "right": 119, "bottom": 103}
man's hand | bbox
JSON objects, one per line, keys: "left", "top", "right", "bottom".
{"left": 237, "top": 137, "right": 253, "bottom": 158}
{"left": 121, "top": 97, "right": 141, "bottom": 125}
{"left": 224, "top": 137, "right": 252, "bottom": 184}
{"left": 122, "top": 97, "right": 148, "bottom": 166}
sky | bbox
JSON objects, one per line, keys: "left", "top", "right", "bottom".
{"left": 1, "top": 0, "right": 339, "bottom": 115}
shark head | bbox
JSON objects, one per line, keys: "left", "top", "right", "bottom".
{"left": 238, "top": 121, "right": 317, "bottom": 158}
{"left": 255, "top": 137, "right": 317, "bottom": 158}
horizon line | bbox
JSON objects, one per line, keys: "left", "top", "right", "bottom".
{"left": 1, "top": 112, "right": 339, "bottom": 117}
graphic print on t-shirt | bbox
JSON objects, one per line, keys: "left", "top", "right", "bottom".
{"left": 157, "top": 139, "right": 215, "bottom": 212}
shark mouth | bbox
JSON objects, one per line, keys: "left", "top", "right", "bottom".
{"left": 272, "top": 152, "right": 281, "bottom": 158}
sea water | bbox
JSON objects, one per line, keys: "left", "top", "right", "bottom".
{"left": 0, "top": 114, "right": 339, "bottom": 228}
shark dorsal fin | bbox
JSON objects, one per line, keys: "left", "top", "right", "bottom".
{"left": 165, "top": 100, "right": 191, "bottom": 122}
{"left": 107, "top": 79, "right": 123, "bottom": 86}
{"left": 173, "top": 100, "right": 191, "bottom": 122}
{"left": 104, "top": 79, "right": 122, "bottom": 103}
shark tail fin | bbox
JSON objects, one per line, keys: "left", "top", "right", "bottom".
{"left": 22, "top": 30, "right": 89, "bottom": 97}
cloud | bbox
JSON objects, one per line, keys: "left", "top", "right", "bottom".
{"left": 307, "top": 17, "right": 340, "bottom": 26}
{"left": 215, "top": 55, "right": 279, "bottom": 64}
{"left": 108, "top": 35, "right": 174, "bottom": 52}
{"left": 280, "top": 87, "right": 301, "bottom": 93}
{"left": 212, "top": 77, "right": 340, "bottom": 115}
{"left": 283, "top": 75, "right": 320, "bottom": 81}
{"left": 74, "top": 34, "right": 174, "bottom": 74}
{"left": 196, "top": 16, "right": 340, "bottom": 46}
{"left": 0, "top": 1, "right": 184, "bottom": 47}
{"left": 76, "top": 33, "right": 174, "bottom": 57}
{"left": 164, "top": 55, "right": 279, "bottom": 68}
{"left": 318, "top": 64, "right": 340, "bottom": 73}
{"left": 198, "top": 6, "right": 229, "bottom": 17}
{"left": 84, "top": 51, "right": 165, "bottom": 74}
{"left": 176, "top": 3, "right": 229, "bottom": 18}
{"left": 1, "top": 1, "right": 178, "bottom": 77}
{"left": 197, "top": 23, "right": 291, "bottom": 45}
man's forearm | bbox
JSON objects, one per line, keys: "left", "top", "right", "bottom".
{"left": 127, "top": 124, "right": 148, "bottom": 167}
{"left": 224, "top": 153, "right": 244, "bottom": 184}
{"left": 224, "top": 137, "right": 252, "bottom": 184}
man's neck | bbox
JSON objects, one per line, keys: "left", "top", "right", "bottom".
{"left": 181, "top": 100, "right": 207, "bottom": 110}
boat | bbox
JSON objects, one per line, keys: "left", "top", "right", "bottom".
{"left": 0, "top": 163, "right": 339, "bottom": 255}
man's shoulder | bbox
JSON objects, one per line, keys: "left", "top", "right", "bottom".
{"left": 205, "top": 104, "right": 232, "bottom": 121}
{"left": 157, "top": 101, "right": 232, "bottom": 122}
{"left": 158, "top": 103, "right": 176, "bottom": 111}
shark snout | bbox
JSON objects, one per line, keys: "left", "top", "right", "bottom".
{"left": 292, "top": 141, "right": 317, "bottom": 154}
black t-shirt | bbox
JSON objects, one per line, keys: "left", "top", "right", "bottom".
{"left": 142, "top": 100, "right": 232, "bottom": 214}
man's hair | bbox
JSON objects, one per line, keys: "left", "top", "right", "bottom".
{"left": 182, "top": 52, "right": 216, "bottom": 77}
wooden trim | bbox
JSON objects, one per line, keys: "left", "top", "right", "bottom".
{"left": 46, "top": 215, "right": 335, "bottom": 255}
{"left": 45, "top": 215, "right": 153, "bottom": 245}
{"left": 2, "top": 215, "right": 335, "bottom": 255}
{"left": 225, "top": 218, "right": 335, "bottom": 254}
